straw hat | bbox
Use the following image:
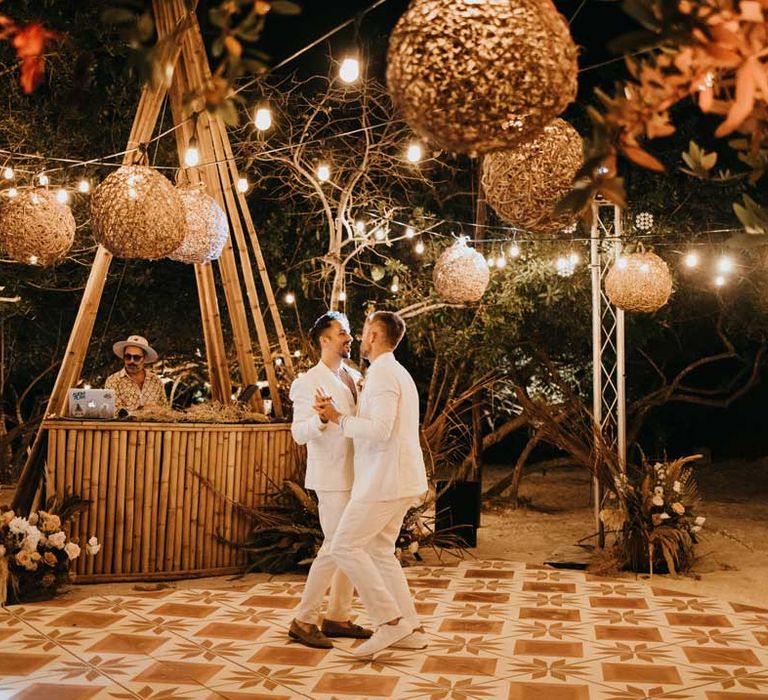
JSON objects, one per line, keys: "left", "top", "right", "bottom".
{"left": 112, "top": 335, "right": 158, "bottom": 363}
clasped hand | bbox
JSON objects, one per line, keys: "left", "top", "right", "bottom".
{"left": 313, "top": 389, "right": 342, "bottom": 424}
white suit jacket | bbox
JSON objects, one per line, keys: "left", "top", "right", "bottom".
{"left": 341, "top": 352, "right": 428, "bottom": 503}
{"left": 290, "top": 361, "right": 360, "bottom": 492}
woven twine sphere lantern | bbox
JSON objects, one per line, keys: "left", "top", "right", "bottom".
{"left": 0, "top": 189, "right": 75, "bottom": 265}
{"left": 168, "top": 186, "right": 229, "bottom": 264}
{"left": 605, "top": 251, "right": 673, "bottom": 313}
{"left": 386, "top": 0, "right": 578, "bottom": 155}
{"left": 433, "top": 237, "right": 490, "bottom": 303}
{"left": 90, "top": 165, "right": 185, "bottom": 259}
{"left": 481, "top": 119, "right": 582, "bottom": 233}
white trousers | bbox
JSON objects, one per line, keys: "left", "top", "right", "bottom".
{"left": 294, "top": 490, "right": 354, "bottom": 626}
{"left": 330, "top": 496, "right": 421, "bottom": 628}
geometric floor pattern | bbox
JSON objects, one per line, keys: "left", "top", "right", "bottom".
{"left": 3, "top": 560, "right": 768, "bottom": 699}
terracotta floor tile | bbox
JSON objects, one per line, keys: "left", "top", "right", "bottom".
{"left": 133, "top": 660, "right": 224, "bottom": 684}
{"left": 731, "top": 602, "right": 768, "bottom": 614}
{"left": 415, "top": 602, "right": 438, "bottom": 616}
{"left": 204, "top": 692, "right": 292, "bottom": 700}
{"left": 594, "top": 625, "right": 663, "bottom": 642}
{"left": 86, "top": 632, "right": 170, "bottom": 654}
{"left": 438, "top": 618, "right": 505, "bottom": 634}
{"left": 507, "top": 681, "right": 591, "bottom": 700}
{"left": 464, "top": 569, "right": 516, "bottom": 579}
{"left": 601, "top": 662, "right": 683, "bottom": 684}
{"left": 0, "top": 653, "right": 54, "bottom": 677}
{"left": 312, "top": 671, "right": 400, "bottom": 696}
{"left": 704, "top": 692, "right": 768, "bottom": 699}
{"left": 682, "top": 646, "right": 762, "bottom": 665}
{"left": 49, "top": 611, "right": 124, "bottom": 629}
{"left": 665, "top": 612, "right": 734, "bottom": 627}
{"left": 241, "top": 595, "right": 299, "bottom": 609}
{"left": 519, "top": 607, "right": 581, "bottom": 622}
{"left": 514, "top": 639, "right": 584, "bottom": 657}
{"left": 195, "top": 622, "right": 270, "bottom": 641}
{"left": 522, "top": 582, "right": 577, "bottom": 593}
{"left": 420, "top": 654, "right": 497, "bottom": 676}
{"left": 407, "top": 578, "right": 451, "bottom": 589}
{"left": 754, "top": 631, "right": 768, "bottom": 646}
{"left": 149, "top": 602, "right": 218, "bottom": 618}
{"left": 10, "top": 683, "right": 102, "bottom": 700}
{"left": 248, "top": 644, "right": 330, "bottom": 666}
{"left": 588, "top": 596, "right": 649, "bottom": 609}
{"left": 452, "top": 591, "right": 511, "bottom": 604}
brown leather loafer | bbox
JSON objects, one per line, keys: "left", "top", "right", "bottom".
{"left": 288, "top": 619, "right": 334, "bottom": 649}
{"left": 321, "top": 619, "right": 373, "bottom": 639}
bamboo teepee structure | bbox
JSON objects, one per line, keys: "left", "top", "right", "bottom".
{"left": 13, "top": 0, "right": 294, "bottom": 512}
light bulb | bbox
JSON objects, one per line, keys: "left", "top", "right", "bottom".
{"left": 316, "top": 163, "right": 331, "bottom": 182}
{"left": 373, "top": 227, "right": 386, "bottom": 241}
{"left": 406, "top": 141, "right": 423, "bottom": 163}
{"left": 355, "top": 219, "right": 366, "bottom": 234}
{"left": 339, "top": 56, "right": 360, "bottom": 83}
{"left": 509, "top": 243, "right": 521, "bottom": 258}
{"left": 405, "top": 226, "right": 415, "bottom": 238}
{"left": 184, "top": 144, "right": 200, "bottom": 167}
{"left": 127, "top": 187, "right": 138, "bottom": 199}
{"left": 275, "top": 357, "right": 283, "bottom": 366}
{"left": 617, "top": 257, "right": 628, "bottom": 270}
{"left": 486, "top": 256, "right": 496, "bottom": 268}
{"left": 717, "top": 255, "right": 734, "bottom": 273}
{"left": 338, "top": 291, "right": 347, "bottom": 302}
{"left": 415, "top": 241, "right": 425, "bottom": 254}
{"left": 30, "top": 193, "right": 41, "bottom": 205}
{"left": 254, "top": 106, "right": 272, "bottom": 131}
{"left": 640, "top": 262, "right": 650, "bottom": 273}
{"left": 390, "top": 282, "right": 399, "bottom": 293}
{"left": 55, "top": 188, "right": 69, "bottom": 204}
{"left": 38, "top": 172, "right": 49, "bottom": 186}
{"left": 78, "top": 179, "right": 90, "bottom": 193}
{"left": 6, "top": 187, "right": 18, "bottom": 198}
{"left": 568, "top": 252, "right": 579, "bottom": 265}
{"left": 714, "top": 275, "right": 726, "bottom": 287}
{"left": 3, "top": 167, "right": 13, "bottom": 180}
{"left": 236, "top": 177, "right": 249, "bottom": 193}
{"left": 293, "top": 350, "right": 301, "bottom": 358}
{"left": 29, "top": 255, "right": 38, "bottom": 265}
{"left": 496, "top": 255, "right": 507, "bottom": 269}
{"left": 284, "top": 292, "right": 295, "bottom": 304}
{"left": 684, "top": 252, "right": 699, "bottom": 268}
{"left": 83, "top": 383, "right": 92, "bottom": 390}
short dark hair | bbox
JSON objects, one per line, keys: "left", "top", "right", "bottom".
{"left": 369, "top": 310, "right": 406, "bottom": 348}
{"left": 309, "top": 311, "right": 349, "bottom": 347}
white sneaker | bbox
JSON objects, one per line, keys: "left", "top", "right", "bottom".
{"left": 390, "top": 630, "right": 429, "bottom": 650}
{"left": 351, "top": 619, "right": 412, "bottom": 657}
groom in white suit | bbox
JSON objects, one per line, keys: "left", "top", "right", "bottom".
{"left": 316, "top": 310, "right": 429, "bottom": 657}
{"left": 288, "top": 311, "right": 372, "bottom": 649}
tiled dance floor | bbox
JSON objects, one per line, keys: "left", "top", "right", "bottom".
{"left": 3, "top": 560, "right": 768, "bottom": 699}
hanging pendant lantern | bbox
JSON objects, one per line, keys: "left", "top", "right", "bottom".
{"left": 605, "top": 251, "right": 673, "bottom": 313}
{"left": 433, "top": 237, "right": 490, "bottom": 303}
{"left": 90, "top": 165, "right": 185, "bottom": 259}
{"left": 482, "top": 119, "right": 582, "bottom": 233}
{"left": 0, "top": 189, "right": 75, "bottom": 265}
{"left": 386, "top": 0, "right": 578, "bottom": 155}
{"left": 168, "top": 185, "right": 229, "bottom": 264}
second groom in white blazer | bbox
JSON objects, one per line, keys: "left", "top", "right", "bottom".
{"left": 316, "top": 310, "right": 429, "bottom": 657}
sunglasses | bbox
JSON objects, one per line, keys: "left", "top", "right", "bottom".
{"left": 124, "top": 353, "right": 145, "bottom": 361}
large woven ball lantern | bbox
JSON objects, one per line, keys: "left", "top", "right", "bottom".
{"left": 433, "top": 238, "right": 490, "bottom": 303}
{"left": 90, "top": 165, "right": 185, "bottom": 259}
{"left": 169, "top": 186, "right": 229, "bottom": 264}
{"left": 0, "top": 189, "right": 75, "bottom": 265}
{"left": 482, "top": 119, "right": 582, "bottom": 233}
{"left": 605, "top": 251, "right": 673, "bottom": 313}
{"left": 386, "top": 0, "right": 578, "bottom": 155}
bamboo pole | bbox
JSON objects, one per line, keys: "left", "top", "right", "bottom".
{"left": 156, "top": 429, "right": 173, "bottom": 570}
{"left": 172, "top": 430, "right": 188, "bottom": 570}
{"left": 141, "top": 430, "right": 156, "bottom": 572}
{"left": 122, "top": 430, "right": 138, "bottom": 573}
{"left": 79, "top": 428, "right": 93, "bottom": 571}
{"left": 86, "top": 430, "right": 103, "bottom": 576}
{"left": 132, "top": 430, "right": 146, "bottom": 572}
{"left": 113, "top": 430, "right": 128, "bottom": 575}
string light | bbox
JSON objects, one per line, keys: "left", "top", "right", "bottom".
{"left": 37, "top": 172, "right": 49, "bottom": 186}
{"left": 29, "top": 255, "right": 38, "bottom": 265}
{"left": 55, "top": 188, "right": 70, "bottom": 204}
{"left": 555, "top": 255, "right": 578, "bottom": 277}
{"left": 284, "top": 292, "right": 295, "bottom": 304}
{"left": 6, "top": 187, "right": 17, "bottom": 198}
{"left": 405, "top": 226, "right": 415, "bottom": 238}
{"left": 509, "top": 243, "right": 521, "bottom": 258}
{"left": 275, "top": 357, "right": 283, "bottom": 366}
{"left": 254, "top": 105, "right": 272, "bottom": 131}
{"left": 569, "top": 252, "right": 579, "bottom": 266}
{"left": 496, "top": 255, "right": 507, "bottom": 269}
{"left": 714, "top": 275, "right": 726, "bottom": 287}
{"left": 635, "top": 211, "right": 654, "bottom": 230}
{"left": 77, "top": 178, "right": 90, "bottom": 194}
{"left": 684, "top": 252, "right": 699, "bottom": 268}
{"left": 415, "top": 241, "right": 425, "bottom": 254}
{"left": 716, "top": 255, "right": 734, "bottom": 274}
{"left": 3, "top": 167, "right": 13, "bottom": 180}
{"left": 236, "top": 176, "right": 249, "bottom": 193}
{"left": 339, "top": 56, "right": 360, "bottom": 83}
{"left": 338, "top": 291, "right": 347, "bottom": 302}
{"left": 373, "top": 226, "right": 386, "bottom": 241}
{"left": 486, "top": 255, "right": 496, "bottom": 268}
{"left": 293, "top": 349, "right": 301, "bottom": 358}
{"left": 390, "top": 281, "right": 399, "bottom": 293}
{"left": 355, "top": 219, "right": 365, "bottom": 234}
{"left": 617, "top": 257, "right": 628, "bottom": 270}
{"left": 406, "top": 141, "right": 423, "bottom": 163}
{"left": 184, "top": 136, "right": 200, "bottom": 167}
{"left": 316, "top": 163, "right": 331, "bottom": 182}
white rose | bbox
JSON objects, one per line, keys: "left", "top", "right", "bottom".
{"left": 22, "top": 525, "right": 42, "bottom": 552}
{"left": 695, "top": 516, "right": 706, "bottom": 526}
{"left": 64, "top": 542, "right": 81, "bottom": 560}
{"left": 673, "top": 481, "right": 681, "bottom": 493}
{"left": 86, "top": 536, "right": 101, "bottom": 556}
{"left": 652, "top": 494, "right": 664, "bottom": 507}
{"left": 47, "top": 531, "right": 67, "bottom": 549}
{"left": 8, "top": 516, "right": 29, "bottom": 535}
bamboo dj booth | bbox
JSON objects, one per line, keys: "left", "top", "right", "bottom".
{"left": 13, "top": 1, "right": 301, "bottom": 581}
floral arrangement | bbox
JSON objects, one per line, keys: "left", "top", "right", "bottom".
{"left": 1, "top": 505, "right": 100, "bottom": 605}
{"left": 599, "top": 454, "right": 705, "bottom": 574}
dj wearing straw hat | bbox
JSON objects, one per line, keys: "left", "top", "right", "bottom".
{"left": 104, "top": 334, "right": 168, "bottom": 412}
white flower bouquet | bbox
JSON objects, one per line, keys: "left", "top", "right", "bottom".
{"left": 1, "top": 506, "right": 100, "bottom": 605}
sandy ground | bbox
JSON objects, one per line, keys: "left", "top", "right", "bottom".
{"left": 2, "top": 458, "right": 767, "bottom": 606}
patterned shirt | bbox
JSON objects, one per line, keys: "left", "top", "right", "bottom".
{"left": 104, "top": 368, "right": 168, "bottom": 411}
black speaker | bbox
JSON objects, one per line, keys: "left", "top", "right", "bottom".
{"left": 435, "top": 480, "right": 481, "bottom": 548}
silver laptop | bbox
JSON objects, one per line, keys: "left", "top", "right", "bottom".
{"left": 68, "top": 389, "right": 116, "bottom": 418}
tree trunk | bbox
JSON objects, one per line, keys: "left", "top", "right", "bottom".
{"left": 483, "top": 430, "right": 542, "bottom": 501}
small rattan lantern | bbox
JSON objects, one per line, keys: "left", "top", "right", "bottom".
{"left": 169, "top": 186, "right": 229, "bottom": 264}
{"left": 0, "top": 189, "right": 75, "bottom": 265}
{"left": 90, "top": 165, "right": 185, "bottom": 259}
{"left": 605, "top": 251, "right": 673, "bottom": 313}
{"left": 482, "top": 119, "right": 582, "bottom": 233}
{"left": 433, "top": 238, "right": 490, "bottom": 303}
{"left": 386, "top": 0, "right": 578, "bottom": 155}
